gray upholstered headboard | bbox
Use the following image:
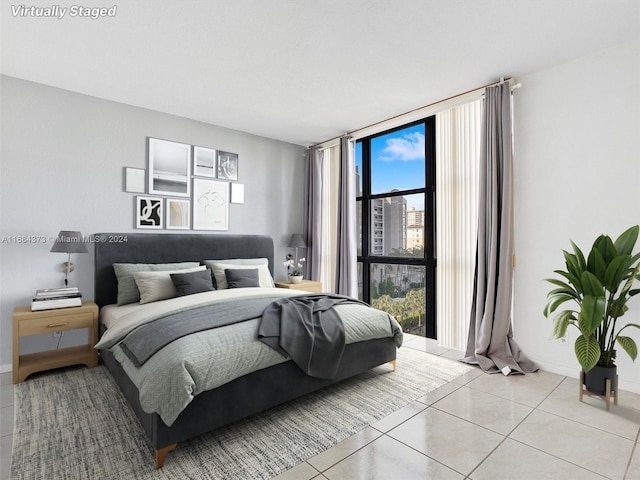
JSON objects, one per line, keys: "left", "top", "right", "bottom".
{"left": 94, "top": 233, "right": 274, "bottom": 308}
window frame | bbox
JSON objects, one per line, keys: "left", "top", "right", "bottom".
{"left": 356, "top": 116, "right": 437, "bottom": 338}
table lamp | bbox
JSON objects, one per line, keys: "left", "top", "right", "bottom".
{"left": 50, "top": 230, "right": 88, "bottom": 286}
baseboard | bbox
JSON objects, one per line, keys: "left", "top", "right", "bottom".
{"left": 0, "top": 363, "right": 11, "bottom": 374}
{"left": 535, "top": 359, "right": 640, "bottom": 394}
{"left": 533, "top": 360, "right": 578, "bottom": 379}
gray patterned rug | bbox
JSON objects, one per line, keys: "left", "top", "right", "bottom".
{"left": 12, "top": 347, "right": 473, "bottom": 479}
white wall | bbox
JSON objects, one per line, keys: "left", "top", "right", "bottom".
{"left": 0, "top": 77, "right": 306, "bottom": 370}
{"left": 514, "top": 39, "right": 640, "bottom": 393}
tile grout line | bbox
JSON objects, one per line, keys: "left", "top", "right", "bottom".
{"left": 379, "top": 422, "right": 470, "bottom": 478}
{"left": 464, "top": 375, "right": 584, "bottom": 479}
{"left": 448, "top": 373, "right": 572, "bottom": 479}
{"left": 507, "top": 378, "right": 633, "bottom": 479}
{"left": 622, "top": 427, "right": 640, "bottom": 480}
{"left": 305, "top": 461, "right": 322, "bottom": 478}
{"left": 313, "top": 377, "right": 461, "bottom": 475}
{"left": 312, "top": 431, "right": 382, "bottom": 475}
{"left": 536, "top": 396, "right": 640, "bottom": 443}
{"left": 313, "top": 375, "right": 472, "bottom": 477}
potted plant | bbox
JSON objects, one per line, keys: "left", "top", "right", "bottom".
{"left": 284, "top": 254, "right": 306, "bottom": 284}
{"left": 544, "top": 225, "right": 640, "bottom": 395}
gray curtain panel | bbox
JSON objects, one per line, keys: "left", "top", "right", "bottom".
{"left": 462, "top": 83, "right": 537, "bottom": 374}
{"left": 305, "top": 147, "right": 324, "bottom": 282}
{"left": 335, "top": 136, "right": 358, "bottom": 297}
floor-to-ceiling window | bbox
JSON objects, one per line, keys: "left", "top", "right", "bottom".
{"left": 355, "top": 117, "right": 436, "bottom": 338}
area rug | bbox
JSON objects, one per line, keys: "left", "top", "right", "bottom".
{"left": 12, "top": 347, "right": 473, "bottom": 480}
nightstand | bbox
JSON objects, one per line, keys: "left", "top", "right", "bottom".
{"left": 12, "top": 301, "right": 99, "bottom": 384}
{"left": 275, "top": 280, "right": 323, "bottom": 293}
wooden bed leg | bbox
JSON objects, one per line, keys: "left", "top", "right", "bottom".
{"left": 389, "top": 360, "right": 396, "bottom": 371}
{"left": 155, "top": 443, "right": 177, "bottom": 469}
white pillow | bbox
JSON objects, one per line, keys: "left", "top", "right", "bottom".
{"left": 204, "top": 258, "right": 275, "bottom": 290}
{"left": 113, "top": 262, "right": 200, "bottom": 305}
{"left": 133, "top": 265, "right": 207, "bottom": 304}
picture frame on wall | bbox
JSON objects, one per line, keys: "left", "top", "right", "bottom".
{"left": 124, "top": 167, "right": 145, "bottom": 193}
{"left": 136, "top": 196, "right": 163, "bottom": 229}
{"left": 231, "top": 183, "right": 245, "bottom": 204}
{"left": 148, "top": 137, "right": 191, "bottom": 197}
{"left": 193, "top": 178, "right": 229, "bottom": 230}
{"left": 166, "top": 198, "right": 191, "bottom": 230}
{"left": 216, "top": 150, "right": 239, "bottom": 181}
{"left": 193, "top": 146, "right": 216, "bottom": 178}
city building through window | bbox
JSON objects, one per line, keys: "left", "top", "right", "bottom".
{"left": 355, "top": 118, "right": 436, "bottom": 338}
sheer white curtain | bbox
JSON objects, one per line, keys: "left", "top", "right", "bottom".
{"left": 319, "top": 145, "right": 339, "bottom": 292}
{"left": 335, "top": 137, "right": 358, "bottom": 297}
{"left": 436, "top": 99, "right": 483, "bottom": 350}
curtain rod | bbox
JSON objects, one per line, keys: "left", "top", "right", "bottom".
{"left": 311, "top": 76, "right": 521, "bottom": 148}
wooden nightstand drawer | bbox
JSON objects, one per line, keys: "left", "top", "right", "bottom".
{"left": 17, "top": 311, "right": 94, "bottom": 336}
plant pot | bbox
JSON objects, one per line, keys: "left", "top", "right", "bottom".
{"left": 288, "top": 275, "right": 303, "bottom": 284}
{"left": 583, "top": 365, "right": 617, "bottom": 395}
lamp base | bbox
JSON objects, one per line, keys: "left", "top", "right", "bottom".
{"left": 60, "top": 261, "right": 75, "bottom": 273}
{"left": 60, "top": 261, "right": 74, "bottom": 287}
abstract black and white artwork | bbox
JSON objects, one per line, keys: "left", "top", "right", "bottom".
{"left": 136, "top": 196, "right": 163, "bottom": 229}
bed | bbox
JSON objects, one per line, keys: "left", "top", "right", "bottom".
{"left": 94, "top": 232, "right": 402, "bottom": 468}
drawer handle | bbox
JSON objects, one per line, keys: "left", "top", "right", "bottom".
{"left": 47, "top": 322, "right": 69, "bottom": 328}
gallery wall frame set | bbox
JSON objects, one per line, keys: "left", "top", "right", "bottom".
{"left": 131, "top": 137, "right": 242, "bottom": 230}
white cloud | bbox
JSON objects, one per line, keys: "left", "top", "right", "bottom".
{"left": 377, "top": 132, "right": 425, "bottom": 162}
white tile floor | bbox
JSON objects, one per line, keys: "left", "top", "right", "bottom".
{"left": 2, "top": 335, "right": 639, "bottom": 479}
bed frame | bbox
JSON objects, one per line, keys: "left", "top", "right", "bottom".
{"left": 94, "top": 232, "right": 397, "bottom": 468}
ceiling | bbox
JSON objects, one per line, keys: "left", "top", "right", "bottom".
{"left": 2, "top": 0, "right": 639, "bottom": 146}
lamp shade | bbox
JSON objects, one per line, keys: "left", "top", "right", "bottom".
{"left": 288, "top": 234, "right": 306, "bottom": 249}
{"left": 50, "top": 231, "right": 88, "bottom": 254}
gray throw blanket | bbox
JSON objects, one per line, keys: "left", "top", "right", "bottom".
{"left": 120, "top": 294, "right": 285, "bottom": 367}
{"left": 258, "top": 294, "right": 366, "bottom": 379}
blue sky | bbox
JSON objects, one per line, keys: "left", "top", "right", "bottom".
{"left": 356, "top": 123, "right": 426, "bottom": 209}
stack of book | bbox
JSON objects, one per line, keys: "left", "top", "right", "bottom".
{"left": 31, "top": 287, "right": 82, "bottom": 311}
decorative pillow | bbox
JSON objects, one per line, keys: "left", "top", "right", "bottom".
{"left": 113, "top": 262, "right": 200, "bottom": 305}
{"left": 225, "top": 268, "right": 260, "bottom": 288}
{"left": 203, "top": 258, "right": 275, "bottom": 290}
{"left": 170, "top": 269, "right": 215, "bottom": 297}
{"left": 133, "top": 266, "right": 207, "bottom": 304}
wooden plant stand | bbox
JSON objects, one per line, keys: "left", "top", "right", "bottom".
{"left": 579, "top": 371, "right": 618, "bottom": 411}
